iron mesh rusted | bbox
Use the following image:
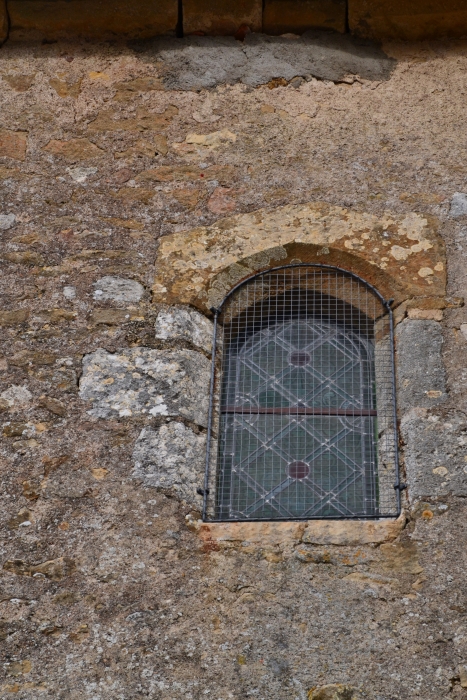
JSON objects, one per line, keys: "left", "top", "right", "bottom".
{"left": 203, "top": 265, "right": 400, "bottom": 521}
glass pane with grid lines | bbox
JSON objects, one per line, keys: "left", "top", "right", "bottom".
{"left": 212, "top": 267, "right": 399, "bottom": 521}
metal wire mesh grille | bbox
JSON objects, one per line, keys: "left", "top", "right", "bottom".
{"left": 204, "top": 265, "right": 400, "bottom": 521}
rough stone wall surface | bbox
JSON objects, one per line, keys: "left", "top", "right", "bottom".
{"left": 2, "top": 30, "right": 467, "bottom": 700}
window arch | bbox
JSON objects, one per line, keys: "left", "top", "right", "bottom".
{"left": 203, "top": 265, "right": 401, "bottom": 521}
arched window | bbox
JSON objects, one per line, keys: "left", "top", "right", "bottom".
{"left": 203, "top": 265, "right": 401, "bottom": 521}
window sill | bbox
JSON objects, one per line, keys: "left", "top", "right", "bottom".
{"left": 186, "top": 513, "right": 406, "bottom": 548}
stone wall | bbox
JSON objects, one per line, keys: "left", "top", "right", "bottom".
{"left": 2, "top": 27, "right": 467, "bottom": 700}
{"left": 2, "top": 0, "right": 467, "bottom": 42}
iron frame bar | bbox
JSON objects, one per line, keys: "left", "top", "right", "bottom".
{"left": 202, "top": 263, "right": 401, "bottom": 522}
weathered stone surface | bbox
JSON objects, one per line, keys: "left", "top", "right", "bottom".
{"left": 43, "top": 469, "right": 95, "bottom": 499}
{"left": 0, "top": 129, "right": 27, "bottom": 160}
{"left": 49, "top": 77, "right": 82, "bottom": 98}
{"left": 80, "top": 347, "right": 210, "bottom": 426}
{"left": 89, "top": 309, "right": 131, "bottom": 325}
{"left": 263, "top": 0, "right": 346, "bottom": 35}
{"left": 3, "top": 556, "right": 75, "bottom": 580}
{"left": 145, "top": 33, "right": 396, "bottom": 90}
{"left": 43, "top": 138, "right": 103, "bottom": 161}
{"left": 8, "top": 0, "right": 178, "bottom": 40}
{"left": 401, "top": 409, "right": 467, "bottom": 500}
{"left": 308, "top": 685, "right": 359, "bottom": 700}
{"left": 93, "top": 276, "right": 144, "bottom": 304}
{"left": 3, "top": 72, "right": 35, "bottom": 91}
{"left": 450, "top": 192, "right": 467, "bottom": 218}
{"left": 153, "top": 204, "right": 445, "bottom": 310}
{"left": 396, "top": 319, "right": 446, "bottom": 413}
{"left": 349, "top": 0, "right": 467, "bottom": 41}
{"left": 190, "top": 519, "right": 306, "bottom": 546}
{"left": 183, "top": 0, "right": 262, "bottom": 35}
{"left": 132, "top": 422, "right": 206, "bottom": 505}
{"left": 37, "top": 395, "right": 67, "bottom": 416}
{"left": 155, "top": 306, "right": 214, "bottom": 352}
{"left": 88, "top": 105, "right": 177, "bottom": 132}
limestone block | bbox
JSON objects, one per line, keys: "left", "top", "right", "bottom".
{"left": 401, "top": 409, "right": 467, "bottom": 500}
{"left": 93, "top": 276, "right": 144, "bottom": 305}
{"left": 8, "top": 0, "right": 177, "bottom": 40}
{"left": 263, "top": 0, "right": 346, "bottom": 35}
{"left": 396, "top": 319, "right": 446, "bottom": 413}
{"left": 183, "top": 0, "right": 262, "bottom": 35}
{"left": 79, "top": 347, "right": 210, "bottom": 427}
{"left": 132, "top": 423, "right": 206, "bottom": 505}
{"left": 349, "top": 0, "right": 467, "bottom": 41}
{"left": 155, "top": 307, "right": 214, "bottom": 353}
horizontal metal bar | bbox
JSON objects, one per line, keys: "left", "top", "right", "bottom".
{"left": 222, "top": 406, "right": 377, "bottom": 416}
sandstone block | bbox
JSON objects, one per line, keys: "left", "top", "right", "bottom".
{"left": 263, "top": 0, "right": 346, "bottom": 35}
{"left": 183, "top": 0, "right": 262, "bottom": 35}
{"left": 43, "top": 138, "right": 103, "bottom": 161}
{"left": 302, "top": 515, "right": 406, "bottom": 545}
{"left": 80, "top": 347, "right": 210, "bottom": 426}
{"left": 0, "top": 129, "right": 27, "bottom": 160}
{"left": 155, "top": 307, "right": 214, "bottom": 353}
{"left": 349, "top": 0, "right": 467, "bottom": 41}
{"left": 8, "top": 0, "right": 177, "bottom": 40}
{"left": 132, "top": 422, "right": 206, "bottom": 505}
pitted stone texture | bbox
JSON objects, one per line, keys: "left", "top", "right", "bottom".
{"left": 155, "top": 307, "right": 213, "bottom": 352}
{"left": 132, "top": 422, "right": 206, "bottom": 505}
{"left": 93, "top": 276, "right": 144, "bottom": 304}
{"left": 132, "top": 32, "right": 395, "bottom": 90}
{"left": 79, "top": 348, "right": 210, "bottom": 426}
{"left": 396, "top": 319, "right": 446, "bottom": 412}
{"left": 450, "top": 192, "right": 467, "bottom": 218}
{"left": 0, "top": 213, "right": 16, "bottom": 230}
{"left": 308, "top": 685, "right": 359, "bottom": 700}
{"left": 401, "top": 409, "right": 467, "bottom": 499}
{"left": 152, "top": 203, "right": 445, "bottom": 310}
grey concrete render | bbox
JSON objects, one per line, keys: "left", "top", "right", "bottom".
{"left": 130, "top": 31, "right": 396, "bottom": 89}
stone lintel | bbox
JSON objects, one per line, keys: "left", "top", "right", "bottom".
{"left": 189, "top": 513, "right": 406, "bottom": 547}
{"left": 153, "top": 203, "right": 445, "bottom": 312}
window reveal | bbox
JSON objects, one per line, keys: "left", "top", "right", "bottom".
{"left": 203, "top": 265, "right": 401, "bottom": 521}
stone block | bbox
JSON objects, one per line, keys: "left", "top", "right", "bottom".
{"left": 263, "top": 0, "right": 346, "bottom": 35}
{"left": 451, "top": 192, "right": 467, "bottom": 218}
{"left": 155, "top": 307, "right": 214, "bottom": 353}
{"left": 8, "top": 0, "right": 178, "bottom": 40}
{"left": 349, "top": 0, "right": 467, "bottom": 41}
{"left": 396, "top": 319, "right": 446, "bottom": 413}
{"left": 93, "top": 276, "right": 144, "bottom": 305}
{"left": 302, "top": 515, "right": 406, "bottom": 545}
{"left": 79, "top": 347, "right": 210, "bottom": 426}
{"left": 183, "top": 0, "right": 262, "bottom": 35}
{"left": 132, "top": 423, "right": 206, "bottom": 506}
{"left": 0, "top": 129, "right": 27, "bottom": 161}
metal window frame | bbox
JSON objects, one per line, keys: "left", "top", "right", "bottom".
{"left": 202, "top": 263, "right": 403, "bottom": 522}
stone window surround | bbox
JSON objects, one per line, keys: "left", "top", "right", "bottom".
{"left": 80, "top": 201, "right": 448, "bottom": 547}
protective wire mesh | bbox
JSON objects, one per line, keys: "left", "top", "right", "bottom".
{"left": 206, "top": 266, "right": 399, "bottom": 521}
